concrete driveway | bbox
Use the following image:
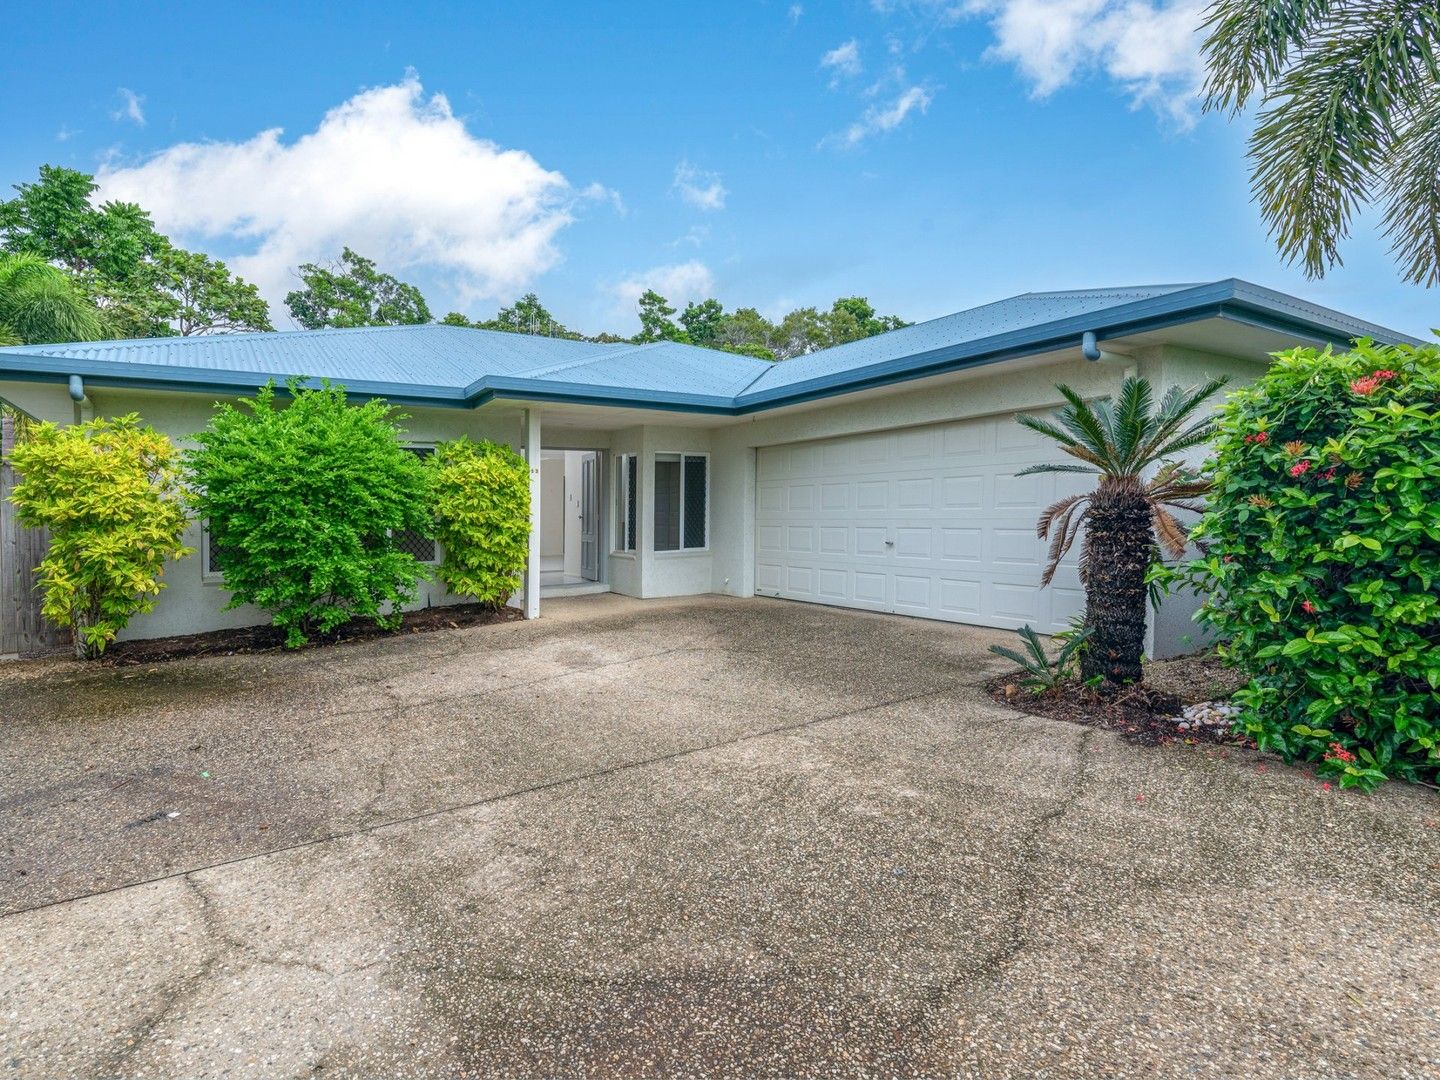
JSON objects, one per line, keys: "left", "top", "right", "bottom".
{"left": 1, "top": 595, "right": 1436, "bottom": 1079}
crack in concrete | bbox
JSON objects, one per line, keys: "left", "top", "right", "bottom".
{"left": 99, "top": 877, "right": 225, "bottom": 1075}
{"left": 911, "top": 726, "right": 1095, "bottom": 1026}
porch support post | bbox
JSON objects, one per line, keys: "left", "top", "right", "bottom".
{"left": 523, "top": 408, "right": 542, "bottom": 619}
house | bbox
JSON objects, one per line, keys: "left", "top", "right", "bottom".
{"left": 0, "top": 280, "right": 1419, "bottom": 657}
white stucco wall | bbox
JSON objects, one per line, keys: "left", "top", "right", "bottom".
{"left": 0, "top": 381, "right": 552, "bottom": 640}
{"left": 3, "top": 340, "right": 1263, "bottom": 650}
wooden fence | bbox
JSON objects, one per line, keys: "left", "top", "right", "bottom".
{"left": 1, "top": 410, "right": 66, "bottom": 657}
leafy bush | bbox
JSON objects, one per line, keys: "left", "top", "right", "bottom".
{"left": 6, "top": 415, "right": 190, "bottom": 658}
{"left": 186, "top": 381, "right": 432, "bottom": 647}
{"left": 989, "top": 624, "right": 1091, "bottom": 694}
{"left": 428, "top": 437, "right": 531, "bottom": 608}
{"left": 1171, "top": 341, "right": 1440, "bottom": 789}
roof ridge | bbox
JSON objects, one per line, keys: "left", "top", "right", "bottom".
{"left": 514, "top": 340, "right": 662, "bottom": 378}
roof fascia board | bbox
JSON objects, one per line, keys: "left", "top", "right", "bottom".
{"left": 2, "top": 280, "right": 1419, "bottom": 417}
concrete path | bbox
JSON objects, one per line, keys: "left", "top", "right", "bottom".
{"left": 1, "top": 595, "right": 1436, "bottom": 1079}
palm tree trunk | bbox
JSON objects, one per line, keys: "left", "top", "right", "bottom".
{"left": 1081, "top": 481, "right": 1151, "bottom": 689}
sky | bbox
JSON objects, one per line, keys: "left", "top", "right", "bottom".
{"left": 1, "top": 0, "right": 1434, "bottom": 339}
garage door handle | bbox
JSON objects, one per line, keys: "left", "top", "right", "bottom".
{"left": 884, "top": 539, "right": 895, "bottom": 546}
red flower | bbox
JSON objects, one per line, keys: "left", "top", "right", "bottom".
{"left": 1324, "top": 742, "right": 1356, "bottom": 764}
{"left": 1375, "top": 369, "right": 1397, "bottom": 380}
{"left": 1300, "top": 599, "right": 1316, "bottom": 614}
{"left": 1244, "top": 431, "right": 1270, "bottom": 445}
{"left": 1290, "top": 460, "right": 1312, "bottom": 477}
{"left": 1351, "top": 375, "right": 1381, "bottom": 395}
{"left": 1320, "top": 467, "right": 1337, "bottom": 480}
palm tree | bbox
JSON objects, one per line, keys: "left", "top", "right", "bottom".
{"left": 0, "top": 253, "right": 103, "bottom": 346}
{"left": 1200, "top": 0, "right": 1440, "bottom": 284}
{"left": 1017, "top": 376, "right": 1228, "bottom": 690}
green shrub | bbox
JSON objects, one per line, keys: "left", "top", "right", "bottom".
{"left": 6, "top": 415, "right": 190, "bottom": 658}
{"left": 428, "top": 437, "right": 530, "bottom": 607}
{"left": 1171, "top": 341, "right": 1440, "bottom": 789}
{"left": 186, "top": 381, "right": 432, "bottom": 648}
{"left": 989, "top": 623, "right": 1092, "bottom": 694}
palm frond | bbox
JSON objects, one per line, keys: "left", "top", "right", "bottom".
{"left": 1054, "top": 385, "right": 1116, "bottom": 465}
{"left": 1152, "top": 507, "right": 1193, "bottom": 560}
{"left": 1040, "top": 498, "right": 1088, "bottom": 586}
{"left": 1036, "top": 492, "right": 1088, "bottom": 540}
{"left": 1200, "top": 0, "right": 1335, "bottom": 114}
{"left": 1111, "top": 376, "right": 1155, "bottom": 469}
{"left": 1016, "top": 461, "right": 1101, "bottom": 477}
{"left": 1138, "top": 378, "right": 1229, "bottom": 460}
{"left": 1015, "top": 413, "right": 1082, "bottom": 449}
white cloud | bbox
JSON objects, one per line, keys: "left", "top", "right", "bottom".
{"left": 670, "top": 224, "right": 711, "bottom": 248}
{"left": 964, "top": 0, "right": 1205, "bottom": 123}
{"left": 671, "top": 161, "right": 727, "bottom": 211}
{"left": 112, "top": 88, "right": 145, "bottom": 126}
{"left": 95, "top": 74, "right": 590, "bottom": 314}
{"left": 789, "top": 3, "right": 805, "bottom": 22}
{"left": 609, "top": 260, "right": 715, "bottom": 326}
{"left": 824, "top": 84, "right": 933, "bottom": 147}
{"left": 821, "top": 40, "right": 864, "bottom": 85}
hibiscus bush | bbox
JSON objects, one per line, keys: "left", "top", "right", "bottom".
{"left": 1171, "top": 341, "right": 1440, "bottom": 789}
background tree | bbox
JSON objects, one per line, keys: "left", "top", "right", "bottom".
{"left": 285, "top": 247, "right": 431, "bottom": 329}
{"left": 634, "top": 289, "right": 684, "bottom": 343}
{"left": 442, "top": 293, "right": 579, "bottom": 337}
{"left": 624, "top": 291, "right": 908, "bottom": 357}
{"left": 0, "top": 165, "right": 271, "bottom": 336}
{"left": 99, "top": 245, "right": 273, "bottom": 337}
{"left": 679, "top": 298, "right": 725, "bottom": 346}
{"left": 0, "top": 252, "right": 103, "bottom": 345}
{"left": 1017, "top": 377, "right": 1226, "bottom": 689}
{"left": 1201, "top": 0, "right": 1440, "bottom": 282}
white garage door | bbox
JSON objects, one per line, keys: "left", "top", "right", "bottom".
{"left": 754, "top": 413, "right": 1086, "bottom": 633}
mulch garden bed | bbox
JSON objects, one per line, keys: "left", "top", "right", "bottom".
{"left": 986, "top": 650, "right": 1250, "bottom": 746}
{"left": 98, "top": 603, "right": 523, "bottom": 666}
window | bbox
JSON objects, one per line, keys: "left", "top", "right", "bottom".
{"left": 201, "top": 524, "right": 228, "bottom": 583}
{"left": 654, "top": 453, "right": 707, "bottom": 551}
{"left": 615, "top": 453, "right": 637, "bottom": 552}
{"left": 393, "top": 447, "right": 438, "bottom": 563}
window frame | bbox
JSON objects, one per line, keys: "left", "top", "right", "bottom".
{"left": 394, "top": 444, "right": 440, "bottom": 565}
{"left": 200, "top": 523, "right": 226, "bottom": 585}
{"left": 613, "top": 452, "right": 638, "bottom": 555}
{"left": 652, "top": 450, "right": 709, "bottom": 555}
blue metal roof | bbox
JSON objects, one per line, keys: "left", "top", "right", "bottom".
{"left": 0, "top": 279, "right": 1421, "bottom": 415}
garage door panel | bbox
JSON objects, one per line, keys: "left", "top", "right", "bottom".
{"left": 853, "top": 572, "right": 887, "bottom": 604}
{"left": 894, "top": 528, "right": 931, "bottom": 558}
{"left": 855, "top": 528, "right": 889, "bottom": 557}
{"left": 755, "top": 412, "right": 1078, "bottom": 633}
{"left": 941, "top": 528, "right": 983, "bottom": 562}
{"left": 942, "top": 475, "right": 984, "bottom": 508}
{"left": 855, "top": 481, "right": 888, "bottom": 509}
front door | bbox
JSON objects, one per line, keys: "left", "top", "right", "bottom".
{"left": 579, "top": 453, "right": 599, "bottom": 581}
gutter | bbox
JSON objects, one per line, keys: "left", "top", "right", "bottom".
{"left": 0, "top": 280, "right": 1421, "bottom": 418}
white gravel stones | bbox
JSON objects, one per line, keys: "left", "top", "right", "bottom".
{"left": 1170, "top": 700, "right": 1241, "bottom": 731}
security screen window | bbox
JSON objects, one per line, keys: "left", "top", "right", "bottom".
{"left": 393, "top": 447, "right": 437, "bottom": 562}
{"left": 615, "top": 453, "right": 638, "bottom": 552}
{"left": 654, "top": 453, "right": 707, "bottom": 551}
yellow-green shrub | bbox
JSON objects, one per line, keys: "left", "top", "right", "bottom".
{"left": 6, "top": 415, "right": 190, "bottom": 658}
{"left": 428, "top": 438, "right": 530, "bottom": 608}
